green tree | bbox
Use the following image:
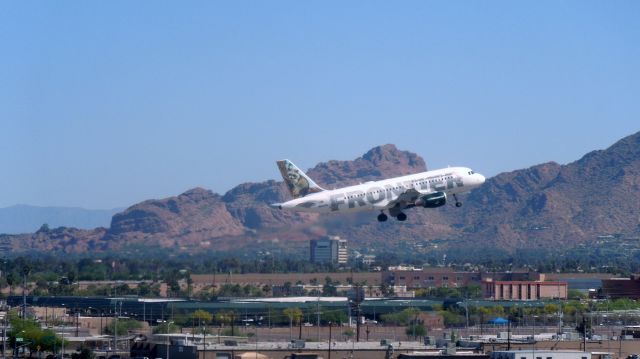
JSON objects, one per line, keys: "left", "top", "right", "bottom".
{"left": 215, "top": 310, "right": 237, "bottom": 336}
{"left": 543, "top": 304, "right": 559, "bottom": 315}
{"left": 438, "top": 310, "right": 465, "bottom": 327}
{"left": 321, "top": 309, "right": 348, "bottom": 325}
{"left": 282, "top": 307, "right": 303, "bottom": 339}
{"left": 193, "top": 309, "right": 213, "bottom": 335}
{"left": 153, "top": 322, "right": 179, "bottom": 334}
{"left": 323, "top": 277, "right": 337, "bottom": 296}
{"left": 193, "top": 309, "right": 213, "bottom": 323}
{"left": 104, "top": 319, "right": 143, "bottom": 336}
{"left": 9, "top": 311, "right": 63, "bottom": 353}
{"left": 342, "top": 328, "right": 355, "bottom": 340}
{"left": 406, "top": 324, "right": 426, "bottom": 339}
{"left": 568, "top": 289, "right": 586, "bottom": 300}
{"left": 380, "top": 308, "right": 419, "bottom": 325}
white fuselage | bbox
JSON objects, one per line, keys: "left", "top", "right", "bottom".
{"left": 279, "top": 167, "right": 485, "bottom": 213}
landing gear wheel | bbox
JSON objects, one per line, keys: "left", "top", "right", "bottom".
{"left": 396, "top": 212, "right": 407, "bottom": 221}
{"left": 453, "top": 194, "right": 462, "bottom": 207}
{"left": 377, "top": 213, "right": 388, "bottom": 222}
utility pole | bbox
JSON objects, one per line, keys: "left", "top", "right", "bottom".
{"left": 582, "top": 316, "right": 587, "bottom": 352}
{"left": 114, "top": 301, "right": 118, "bottom": 356}
{"left": 328, "top": 322, "right": 332, "bottom": 359}
{"left": 356, "top": 302, "right": 360, "bottom": 342}
{"left": 21, "top": 267, "right": 28, "bottom": 319}
{"left": 60, "top": 330, "right": 65, "bottom": 359}
{"left": 465, "top": 298, "right": 469, "bottom": 330}
{"left": 2, "top": 311, "right": 7, "bottom": 359}
{"left": 316, "top": 299, "right": 321, "bottom": 341}
{"left": 507, "top": 316, "right": 511, "bottom": 351}
{"left": 75, "top": 307, "right": 79, "bottom": 337}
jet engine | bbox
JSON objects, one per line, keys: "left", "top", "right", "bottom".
{"left": 415, "top": 192, "right": 447, "bottom": 208}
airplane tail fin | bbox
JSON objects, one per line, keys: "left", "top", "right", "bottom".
{"left": 277, "top": 159, "right": 325, "bottom": 199}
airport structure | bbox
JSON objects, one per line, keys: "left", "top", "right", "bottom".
{"left": 309, "top": 236, "right": 348, "bottom": 265}
{"left": 600, "top": 276, "right": 640, "bottom": 299}
{"left": 4, "top": 266, "right": 575, "bottom": 301}
{"left": 490, "top": 351, "right": 590, "bottom": 359}
{"left": 383, "top": 266, "right": 482, "bottom": 288}
{"left": 383, "top": 267, "right": 568, "bottom": 300}
{"left": 482, "top": 278, "right": 568, "bottom": 300}
{"left": 382, "top": 266, "right": 548, "bottom": 289}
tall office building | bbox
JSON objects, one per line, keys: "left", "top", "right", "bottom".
{"left": 310, "top": 236, "right": 347, "bottom": 265}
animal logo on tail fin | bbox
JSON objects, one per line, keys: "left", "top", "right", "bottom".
{"left": 277, "top": 159, "right": 325, "bottom": 198}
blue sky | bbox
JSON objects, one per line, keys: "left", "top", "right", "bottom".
{"left": 1, "top": 1, "right": 639, "bottom": 209}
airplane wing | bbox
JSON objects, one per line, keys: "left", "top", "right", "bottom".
{"left": 387, "top": 188, "right": 422, "bottom": 209}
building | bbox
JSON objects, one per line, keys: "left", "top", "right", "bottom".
{"left": 490, "top": 350, "right": 589, "bottom": 359}
{"left": 310, "top": 236, "right": 347, "bottom": 265}
{"left": 382, "top": 266, "right": 546, "bottom": 291}
{"left": 382, "top": 266, "right": 568, "bottom": 300}
{"left": 600, "top": 276, "right": 640, "bottom": 299}
{"left": 482, "top": 277, "right": 568, "bottom": 300}
{"left": 382, "top": 266, "right": 482, "bottom": 289}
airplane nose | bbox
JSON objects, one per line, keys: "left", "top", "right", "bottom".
{"left": 477, "top": 173, "right": 486, "bottom": 184}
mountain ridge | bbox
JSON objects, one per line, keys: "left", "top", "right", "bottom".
{"left": 0, "top": 204, "right": 123, "bottom": 235}
{"left": 2, "top": 132, "right": 639, "bottom": 256}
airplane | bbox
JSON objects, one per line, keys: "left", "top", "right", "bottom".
{"left": 271, "top": 159, "right": 485, "bottom": 222}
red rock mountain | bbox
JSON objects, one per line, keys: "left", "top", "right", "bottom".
{"left": 2, "top": 133, "right": 639, "bottom": 255}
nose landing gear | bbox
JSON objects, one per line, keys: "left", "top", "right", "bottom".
{"left": 453, "top": 194, "right": 462, "bottom": 207}
{"left": 377, "top": 212, "right": 388, "bottom": 222}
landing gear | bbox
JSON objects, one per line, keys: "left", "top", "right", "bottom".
{"left": 377, "top": 212, "right": 388, "bottom": 222}
{"left": 388, "top": 204, "right": 407, "bottom": 221}
{"left": 453, "top": 194, "right": 462, "bottom": 207}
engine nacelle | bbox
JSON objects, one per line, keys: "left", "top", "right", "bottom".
{"left": 415, "top": 192, "right": 447, "bottom": 208}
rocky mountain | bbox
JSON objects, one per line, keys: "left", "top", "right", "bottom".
{"left": 455, "top": 131, "right": 640, "bottom": 250}
{"left": 306, "top": 144, "right": 427, "bottom": 188}
{"left": 2, "top": 132, "right": 639, "bottom": 256}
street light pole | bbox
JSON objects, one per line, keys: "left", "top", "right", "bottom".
{"left": 3, "top": 311, "right": 7, "bottom": 359}
{"left": 14, "top": 331, "right": 24, "bottom": 359}
{"left": 465, "top": 299, "right": 469, "bottom": 330}
{"left": 60, "top": 330, "right": 65, "bottom": 358}
{"left": 13, "top": 330, "right": 24, "bottom": 359}
{"left": 60, "top": 304, "right": 66, "bottom": 358}
{"left": 328, "top": 322, "right": 332, "bottom": 359}
{"left": 165, "top": 321, "right": 173, "bottom": 359}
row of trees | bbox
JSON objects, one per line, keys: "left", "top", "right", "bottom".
{"left": 0, "top": 254, "right": 353, "bottom": 286}
{"left": 4, "top": 234, "right": 640, "bottom": 291}
{"left": 6, "top": 310, "right": 64, "bottom": 355}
